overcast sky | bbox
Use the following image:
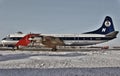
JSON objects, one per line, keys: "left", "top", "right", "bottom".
{"left": 0, "top": 0, "right": 120, "bottom": 46}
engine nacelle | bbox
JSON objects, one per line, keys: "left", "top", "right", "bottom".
{"left": 42, "top": 36, "right": 64, "bottom": 48}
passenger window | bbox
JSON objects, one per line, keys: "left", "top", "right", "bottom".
{"left": 96, "top": 38, "right": 101, "bottom": 40}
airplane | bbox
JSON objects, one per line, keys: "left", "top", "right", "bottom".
{"left": 0, "top": 16, "right": 119, "bottom": 51}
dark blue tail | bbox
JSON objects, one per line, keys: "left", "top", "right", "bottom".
{"left": 85, "top": 16, "right": 115, "bottom": 34}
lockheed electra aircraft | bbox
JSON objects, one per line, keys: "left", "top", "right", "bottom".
{"left": 1, "top": 16, "right": 119, "bottom": 51}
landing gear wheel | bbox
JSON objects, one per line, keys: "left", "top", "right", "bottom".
{"left": 12, "top": 47, "right": 15, "bottom": 51}
{"left": 16, "top": 46, "right": 19, "bottom": 50}
{"left": 51, "top": 48, "right": 57, "bottom": 51}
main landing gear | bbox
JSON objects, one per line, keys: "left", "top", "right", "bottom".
{"left": 51, "top": 48, "right": 57, "bottom": 51}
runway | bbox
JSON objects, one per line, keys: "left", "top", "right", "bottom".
{"left": 0, "top": 49, "right": 120, "bottom": 76}
{"left": 0, "top": 67, "right": 120, "bottom": 76}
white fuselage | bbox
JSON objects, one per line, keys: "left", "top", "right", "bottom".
{"left": 41, "top": 34, "right": 108, "bottom": 46}
{"left": 1, "top": 33, "right": 110, "bottom": 47}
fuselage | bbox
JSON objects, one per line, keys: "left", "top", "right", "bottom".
{"left": 41, "top": 33, "right": 114, "bottom": 46}
{"left": 1, "top": 33, "right": 114, "bottom": 47}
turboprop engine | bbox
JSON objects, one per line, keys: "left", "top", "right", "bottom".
{"left": 41, "top": 36, "right": 64, "bottom": 51}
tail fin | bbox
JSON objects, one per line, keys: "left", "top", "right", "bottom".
{"left": 15, "top": 34, "right": 39, "bottom": 47}
{"left": 84, "top": 16, "right": 115, "bottom": 34}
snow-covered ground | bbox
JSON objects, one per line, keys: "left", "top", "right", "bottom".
{"left": 0, "top": 50, "right": 120, "bottom": 76}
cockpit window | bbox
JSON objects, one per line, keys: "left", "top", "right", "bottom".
{"left": 2, "top": 37, "right": 22, "bottom": 41}
{"left": 2, "top": 38, "right": 6, "bottom": 40}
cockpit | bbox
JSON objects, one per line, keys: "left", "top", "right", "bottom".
{"left": 2, "top": 37, "right": 22, "bottom": 41}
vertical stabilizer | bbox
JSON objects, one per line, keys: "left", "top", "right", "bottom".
{"left": 85, "top": 16, "right": 115, "bottom": 34}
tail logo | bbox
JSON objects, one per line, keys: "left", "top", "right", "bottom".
{"left": 102, "top": 28, "right": 106, "bottom": 32}
{"left": 105, "top": 20, "right": 111, "bottom": 27}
